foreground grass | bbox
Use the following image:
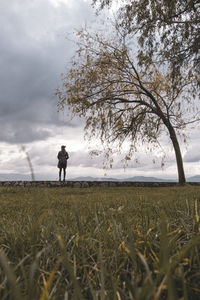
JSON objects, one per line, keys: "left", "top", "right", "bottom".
{"left": 0, "top": 185, "right": 200, "bottom": 299}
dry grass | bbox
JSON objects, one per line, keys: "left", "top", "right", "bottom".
{"left": 0, "top": 185, "right": 200, "bottom": 299}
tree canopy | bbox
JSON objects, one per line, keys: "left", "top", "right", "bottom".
{"left": 57, "top": 29, "right": 199, "bottom": 184}
{"left": 93, "top": 0, "right": 200, "bottom": 88}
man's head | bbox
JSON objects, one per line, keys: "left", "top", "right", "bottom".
{"left": 61, "top": 145, "right": 66, "bottom": 150}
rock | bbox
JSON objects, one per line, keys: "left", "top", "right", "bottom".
{"left": 98, "top": 182, "right": 108, "bottom": 187}
{"left": 3, "top": 182, "right": 11, "bottom": 186}
{"left": 109, "top": 182, "right": 117, "bottom": 187}
{"left": 82, "top": 182, "right": 89, "bottom": 188}
{"left": 50, "top": 182, "right": 59, "bottom": 187}
{"left": 73, "top": 182, "right": 82, "bottom": 188}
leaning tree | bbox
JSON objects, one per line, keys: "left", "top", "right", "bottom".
{"left": 57, "top": 29, "right": 199, "bottom": 184}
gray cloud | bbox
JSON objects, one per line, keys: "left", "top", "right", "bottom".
{"left": 183, "top": 126, "right": 200, "bottom": 163}
{"left": 0, "top": 123, "right": 52, "bottom": 144}
{"left": 184, "top": 147, "right": 200, "bottom": 162}
{"left": 0, "top": 0, "right": 94, "bottom": 144}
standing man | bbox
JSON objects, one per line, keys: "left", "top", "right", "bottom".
{"left": 57, "top": 145, "right": 69, "bottom": 181}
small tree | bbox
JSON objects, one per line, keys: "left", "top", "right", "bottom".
{"left": 57, "top": 29, "right": 198, "bottom": 185}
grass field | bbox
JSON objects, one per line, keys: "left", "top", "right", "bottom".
{"left": 0, "top": 185, "right": 200, "bottom": 299}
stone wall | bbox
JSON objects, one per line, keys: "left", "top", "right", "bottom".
{"left": 0, "top": 181, "right": 200, "bottom": 188}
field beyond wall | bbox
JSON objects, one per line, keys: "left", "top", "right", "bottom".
{"left": 0, "top": 186, "right": 200, "bottom": 299}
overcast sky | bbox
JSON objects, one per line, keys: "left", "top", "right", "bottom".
{"left": 0, "top": 0, "right": 199, "bottom": 181}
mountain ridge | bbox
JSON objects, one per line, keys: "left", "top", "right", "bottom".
{"left": 69, "top": 175, "right": 200, "bottom": 182}
{"left": 0, "top": 173, "right": 200, "bottom": 182}
{"left": 69, "top": 176, "right": 174, "bottom": 182}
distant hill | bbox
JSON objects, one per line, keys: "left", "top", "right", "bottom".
{"left": 70, "top": 176, "right": 176, "bottom": 182}
{"left": 70, "top": 175, "right": 200, "bottom": 182}
{"left": 121, "top": 176, "right": 175, "bottom": 182}
{"left": 0, "top": 173, "right": 56, "bottom": 181}
{"left": 187, "top": 175, "right": 200, "bottom": 182}
{"left": 70, "top": 176, "right": 119, "bottom": 182}
{"left": 0, "top": 173, "right": 199, "bottom": 182}
{"left": 0, "top": 173, "right": 32, "bottom": 181}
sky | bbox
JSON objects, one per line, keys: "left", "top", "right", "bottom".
{"left": 0, "top": 0, "right": 199, "bottom": 181}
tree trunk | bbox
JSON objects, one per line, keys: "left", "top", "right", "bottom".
{"left": 154, "top": 104, "right": 186, "bottom": 185}
{"left": 168, "top": 125, "right": 186, "bottom": 185}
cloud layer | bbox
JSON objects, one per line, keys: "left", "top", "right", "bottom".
{"left": 0, "top": 0, "right": 94, "bottom": 143}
